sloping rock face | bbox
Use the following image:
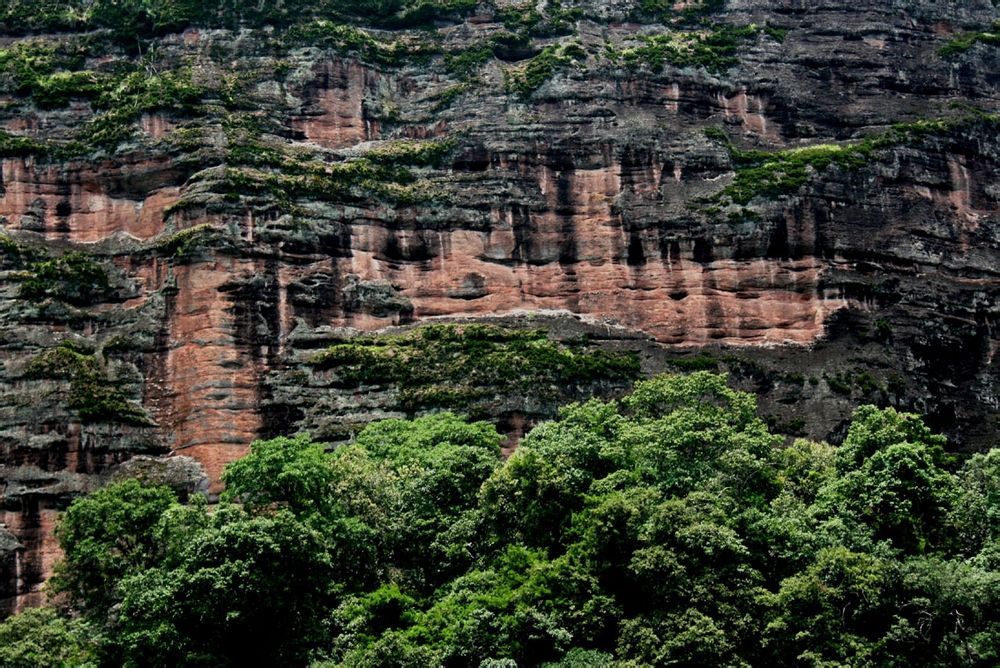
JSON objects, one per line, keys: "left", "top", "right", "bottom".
{"left": 0, "top": 0, "right": 998, "bottom": 611}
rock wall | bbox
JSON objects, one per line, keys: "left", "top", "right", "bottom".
{"left": 1, "top": 0, "right": 998, "bottom": 612}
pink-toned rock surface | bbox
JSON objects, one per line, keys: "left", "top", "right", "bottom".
{"left": 291, "top": 59, "right": 383, "bottom": 149}
{"left": 0, "top": 157, "right": 179, "bottom": 241}
{"left": 0, "top": 507, "right": 60, "bottom": 613}
{"left": 151, "top": 261, "right": 261, "bottom": 492}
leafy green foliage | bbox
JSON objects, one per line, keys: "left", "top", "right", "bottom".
{"left": 0, "top": 43, "right": 206, "bottom": 154}
{"left": 495, "top": 0, "right": 581, "bottom": 38}
{"left": 310, "top": 324, "right": 640, "bottom": 415}
{"left": 704, "top": 113, "right": 1000, "bottom": 205}
{"left": 40, "top": 375, "right": 999, "bottom": 665}
{"left": 0, "top": 608, "right": 99, "bottom": 668}
{"left": 208, "top": 138, "right": 454, "bottom": 213}
{"left": 51, "top": 480, "right": 179, "bottom": 615}
{"left": 223, "top": 434, "right": 340, "bottom": 518}
{"left": 282, "top": 21, "right": 441, "bottom": 66}
{"left": 17, "top": 251, "right": 111, "bottom": 305}
{"left": 83, "top": 68, "right": 204, "bottom": 147}
{"left": 712, "top": 140, "right": 872, "bottom": 205}
{"left": 940, "top": 22, "right": 1000, "bottom": 57}
{"left": 0, "top": 39, "right": 96, "bottom": 109}
{"left": 0, "top": 128, "right": 47, "bottom": 157}
{"left": 25, "top": 343, "right": 152, "bottom": 425}
{"left": 384, "top": 0, "right": 478, "bottom": 29}
{"left": 0, "top": 0, "right": 88, "bottom": 34}
{"left": 0, "top": 0, "right": 476, "bottom": 36}
{"left": 637, "top": 0, "right": 726, "bottom": 22}
{"left": 0, "top": 233, "right": 39, "bottom": 269}
{"left": 611, "top": 24, "right": 764, "bottom": 73}
{"left": 444, "top": 43, "right": 495, "bottom": 79}
{"left": 114, "top": 505, "right": 334, "bottom": 667}
{"left": 504, "top": 42, "right": 587, "bottom": 97}
{"left": 154, "top": 224, "right": 228, "bottom": 261}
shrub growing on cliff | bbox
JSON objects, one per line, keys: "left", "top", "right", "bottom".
{"left": 25, "top": 344, "right": 152, "bottom": 426}
{"left": 310, "top": 324, "right": 641, "bottom": 417}
{"left": 0, "top": 0, "right": 475, "bottom": 36}
{"left": 939, "top": 22, "right": 1000, "bottom": 58}
{"left": 703, "top": 113, "right": 1000, "bottom": 206}
{"left": 27, "top": 373, "right": 1000, "bottom": 666}
{"left": 504, "top": 42, "right": 587, "bottom": 97}
{"left": 612, "top": 24, "right": 764, "bottom": 73}
{"left": 17, "top": 251, "right": 111, "bottom": 305}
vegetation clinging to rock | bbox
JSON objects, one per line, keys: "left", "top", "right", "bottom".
{"left": 705, "top": 113, "right": 1000, "bottom": 205}
{"left": 0, "top": 0, "right": 479, "bottom": 36}
{"left": 311, "top": 323, "right": 641, "bottom": 414}
{"left": 16, "top": 251, "right": 112, "bottom": 305}
{"left": 610, "top": 24, "right": 768, "bottom": 73}
{"left": 939, "top": 21, "right": 1000, "bottom": 57}
{"left": 25, "top": 343, "right": 152, "bottom": 425}
{"left": 504, "top": 42, "right": 586, "bottom": 97}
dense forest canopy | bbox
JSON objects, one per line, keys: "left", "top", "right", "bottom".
{"left": 1, "top": 372, "right": 996, "bottom": 667}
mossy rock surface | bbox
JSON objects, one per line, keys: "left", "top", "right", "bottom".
{"left": 311, "top": 323, "right": 641, "bottom": 415}
{"left": 26, "top": 344, "right": 153, "bottom": 426}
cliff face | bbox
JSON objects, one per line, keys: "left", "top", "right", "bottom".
{"left": 1, "top": 0, "right": 998, "bottom": 612}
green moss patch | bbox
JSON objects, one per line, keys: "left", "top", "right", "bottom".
{"left": 0, "top": 0, "right": 478, "bottom": 37}
{"left": 16, "top": 251, "right": 112, "bottom": 305}
{"left": 282, "top": 21, "right": 440, "bottom": 66}
{"left": 26, "top": 344, "right": 152, "bottom": 425}
{"left": 705, "top": 113, "right": 1000, "bottom": 205}
{"left": 0, "top": 54, "right": 206, "bottom": 156}
{"left": 213, "top": 138, "right": 454, "bottom": 210}
{"left": 824, "top": 369, "right": 886, "bottom": 399}
{"left": 431, "top": 83, "right": 468, "bottom": 110}
{"left": 637, "top": 0, "right": 726, "bottom": 22}
{"left": 444, "top": 43, "right": 494, "bottom": 79}
{"left": 381, "top": 0, "right": 477, "bottom": 29}
{"left": 80, "top": 68, "right": 205, "bottom": 149}
{"left": 939, "top": 22, "right": 1000, "bottom": 57}
{"left": 0, "top": 39, "right": 98, "bottom": 109}
{"left": 0, "top": 129, "right": 48, "bottom": 158}
{"left": 504, "top": 42, "right": 586, "bottom": 97}
{"left": 0, "top": 234, "right": 39, "bottom": 269}
{"left": 496, "top": 0, "right": 581, "bottom": 38}
{"left": 718, "top": 142, "right": 871, "bottom": 205}
{"left": 610, "top": 24, "right": 764, "bottom": 74}
{"left": 155, "top": 224, "right": 229, "bottom": 262}
{"left": 310, "top": 324, "right": 641, "bottom": 414}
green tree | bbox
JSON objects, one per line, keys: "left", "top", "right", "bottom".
{"left": 51, "top": 479, "right": 178, "bottom": 615}
{"left": 763, "top": 547, "right": 891, "bottom": 666}
{"left": 836, "top": 405, "right": 949, "bottom": 472}
{"left": 222, "top": 434, "right": 337, "bottom": 518}
{"left": 0, "top": 607, "right": 99, "bottom": 668}
{"left": 819, "top": 407, "right": 958, "bottom": 553}
{"left": 349, "top": 412, "right": 503, "bottom": 588}
{"left": 41, "top": 372, "right": 999, "bottom": 666}
{"left": 950, "top": 449, "right": 1000, "bottom": 557}
{"left": 114, "top": 505, "right": 333, "bottom": 667}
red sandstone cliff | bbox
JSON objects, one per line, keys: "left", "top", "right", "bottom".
{"left": 1, "top": 0, "right": 998, "bottom": 612}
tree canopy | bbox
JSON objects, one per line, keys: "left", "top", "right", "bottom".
{"left": 3, "top": 372, "right": 997, "bottom": 667}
